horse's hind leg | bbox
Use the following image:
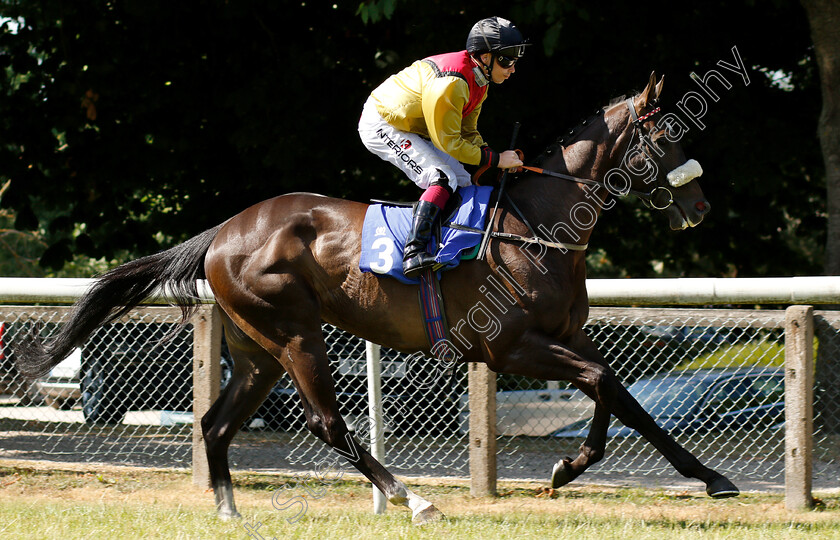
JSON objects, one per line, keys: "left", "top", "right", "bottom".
{"left": 201, "top": 320, "right": 285, "bottom": 519}
{"left": 276, "top": 325, "right": 443, "bottom": 523}
{"left": 231, "top": 294, "right": 443, "bottom": 523}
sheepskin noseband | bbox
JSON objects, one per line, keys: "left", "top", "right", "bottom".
{"left": 666, "top": 159, "right": 702, "bottom": 187}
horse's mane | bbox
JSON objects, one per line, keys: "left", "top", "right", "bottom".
{"left": 535, "top": 94, "right": 628, "bottom": 166}
{"left": 606, "top": 94, "right": 630, "bottom": 107}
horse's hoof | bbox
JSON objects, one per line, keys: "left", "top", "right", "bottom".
{"left": 412, "top": 504, "right": 445, "bottom": 525}
{"left": 551, "top": 458, "right": 575, "bottom": 489}
{"left": 706, "top": 476, "right": 739, "bottom": 498}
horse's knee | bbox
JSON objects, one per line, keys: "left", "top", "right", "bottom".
{"left": 585, "top": 363, "right": 609, "bottom": 386}
{"left": 585, "top": 365, "right": 618, "bottom": 403}
{"left": 201, "top": 413, "right": 221, "bottom": 448}
{"left": 202, "top": 416, "right": 234, "bottom": 453}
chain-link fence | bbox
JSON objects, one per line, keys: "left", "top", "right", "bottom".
{"left": 0, "top": 306, "right": 196, "bottom": 468}
{"left": 495, "top": 308, "right": 839, "bottom": 489}
{"left": 1, "top": 305, "right": 838, "bottom": 491}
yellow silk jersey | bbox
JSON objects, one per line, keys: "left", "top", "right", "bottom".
{"left": 370, "top": 51, "right": 490, "bottom": 166}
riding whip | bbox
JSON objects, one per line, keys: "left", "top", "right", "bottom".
{"left": 477, "top": 121, "right": 520, "bottom": 261}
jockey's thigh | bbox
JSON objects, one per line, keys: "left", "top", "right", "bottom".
{"left": 359, "top": 99, "right": 471, "bottom": 191}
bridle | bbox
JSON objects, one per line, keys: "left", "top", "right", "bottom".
{"left": 522, "top": 98, "right": 677, "bottom": 211}
{"left": 622, "top": 98, "right": 675, "bottom": 210}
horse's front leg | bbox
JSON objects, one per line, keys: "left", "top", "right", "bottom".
{"left": 546, "top": 331, "right": 613, "bottom": 488}
{"left": 551, "top": 403, "right": 610, "bottom": 488}
{"left": 493, "top": 329, "right": 739, "bottom": 498}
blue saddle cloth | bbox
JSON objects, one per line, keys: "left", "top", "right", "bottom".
{"left": 359, "top": 185, "right": 493, "bottom": 284}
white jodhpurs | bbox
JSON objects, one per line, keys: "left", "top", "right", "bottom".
{"left": 358, "top": 97, "right": 472, "bottom": 191}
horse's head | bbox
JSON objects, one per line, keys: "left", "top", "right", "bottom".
{"left": 617, "top": 72, "right": 711, "bottom": 230}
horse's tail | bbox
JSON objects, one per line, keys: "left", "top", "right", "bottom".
{"left": 15, "top": 224, "right": 223, "bottom": 378}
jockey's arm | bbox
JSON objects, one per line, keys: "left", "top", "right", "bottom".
{"left": 422, "top": 78, "right": 484, "bottom": 165}
{"left": 422, "top": 77, "right": 522, "bottom": 171}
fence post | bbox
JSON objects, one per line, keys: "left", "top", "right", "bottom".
{"left": 784, "top": 305, "right": 815, "bottom": 510}
{"left": 192, "top": 304, "right": 223, "bottom": 487}
{"left": 468, "top": 362, "right": 496, "bottom": 496}
{"left": 365, "top": 341, "right": 386, "bottom": 514}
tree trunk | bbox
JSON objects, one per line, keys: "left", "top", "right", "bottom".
{"left": 801, "top": 0, "right": 840, "bottom": 275}
{"left": 802, "top": 1, "right": 840, "bottom": 437}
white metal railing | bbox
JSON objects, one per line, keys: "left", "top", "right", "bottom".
{"left": 0, "top": 277, "right": 216, "bottom": 304}
{"left": 587, "top": 276, "right": 840, "bottom": 305}
{"left": 1, "top": 276, "right": 839, "bottom": 305}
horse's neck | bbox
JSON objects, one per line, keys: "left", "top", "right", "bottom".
{"left": 512, "top": 108, "right": 634, "bottom": 244}
{"left": 554, "top": 106, "right": 633, "bottom": 186}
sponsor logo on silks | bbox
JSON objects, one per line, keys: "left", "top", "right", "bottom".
{"left": 375, "top": 226, "right": 388, "bottom": 236}
{"left": 376, "top": 128, "right": 424, "bottom": 175}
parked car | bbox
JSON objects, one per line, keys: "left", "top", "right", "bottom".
{"left": 80, "top": 324, "right": 202, "bottom": 424}
{"left": 33, "top": 347, "right": 83, "bottom": 410}
{"left": 585, "top": 324, "right": 739, "bottom": 383}
{"left": 0, "top": 322, "right": 49, "bottom": 405}
{"left": 457, "top": 387, "right": 594, "bottom": 437}
{"left": 33, "top": 324, "right": 233, "bottom": 425}
{"left": 551, "top": 367, "right": 784, "bottom": 438}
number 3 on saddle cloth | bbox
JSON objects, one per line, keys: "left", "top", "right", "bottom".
{"left": 359, "top": 185, "right": 494, "bottom": 358}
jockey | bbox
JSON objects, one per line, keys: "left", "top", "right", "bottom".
{"left": 358, "top": 16, "right": 529, "bottom": 279}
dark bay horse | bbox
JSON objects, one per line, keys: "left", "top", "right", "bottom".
{"left": 17, "top": 73, "right": 737, "bottom": 524}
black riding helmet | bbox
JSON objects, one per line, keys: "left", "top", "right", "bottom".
{"left": 466, "top": 16, "right": 530, "bottom": 70}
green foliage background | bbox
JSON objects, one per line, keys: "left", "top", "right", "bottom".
{"left": 0, "top": 0, "right": 825, "bottom": 278}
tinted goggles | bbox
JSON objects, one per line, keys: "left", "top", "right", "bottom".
{"left": 495, "top": 54, "right": 519, "bottom": 69}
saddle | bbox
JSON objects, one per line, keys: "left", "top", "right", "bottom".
{"left": 360, "top": 185, "right": 494, "bottom": 361}
{"left": 371, "top": 189, "right": 463, "bottom": 228}
{"left": 359, "top": 185, "right": 493, "bottom": 285}
{"left": 370, "top": 192, "right": 482, "bottom": 265}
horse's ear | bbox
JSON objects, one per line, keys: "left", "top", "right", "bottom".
{"left": 654, "top": 75, "right": 665, "bottom": 103}
{"left": 637, "top": 71, "right": 657, "bottom": 110}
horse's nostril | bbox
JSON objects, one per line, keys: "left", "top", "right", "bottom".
{"left": 696, "top": 201, "right": 710, "bottom": 213}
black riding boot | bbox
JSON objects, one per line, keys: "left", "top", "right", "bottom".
{"left": 403, "top": 200, "right": 441, "bottom": 279}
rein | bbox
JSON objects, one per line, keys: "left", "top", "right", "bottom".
{"left": 465, "top": 99, "right": 672, "bottom": 255}
{"left": 521, "top": 100, "right": 675, "bottom": 211}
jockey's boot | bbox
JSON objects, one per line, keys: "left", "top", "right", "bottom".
{"left": 402, "top": 200, "right": 441, "bottom": 279}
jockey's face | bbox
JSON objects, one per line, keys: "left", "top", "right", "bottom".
{"left": 479, "top": 53, "right": 516, "bottom": 84}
